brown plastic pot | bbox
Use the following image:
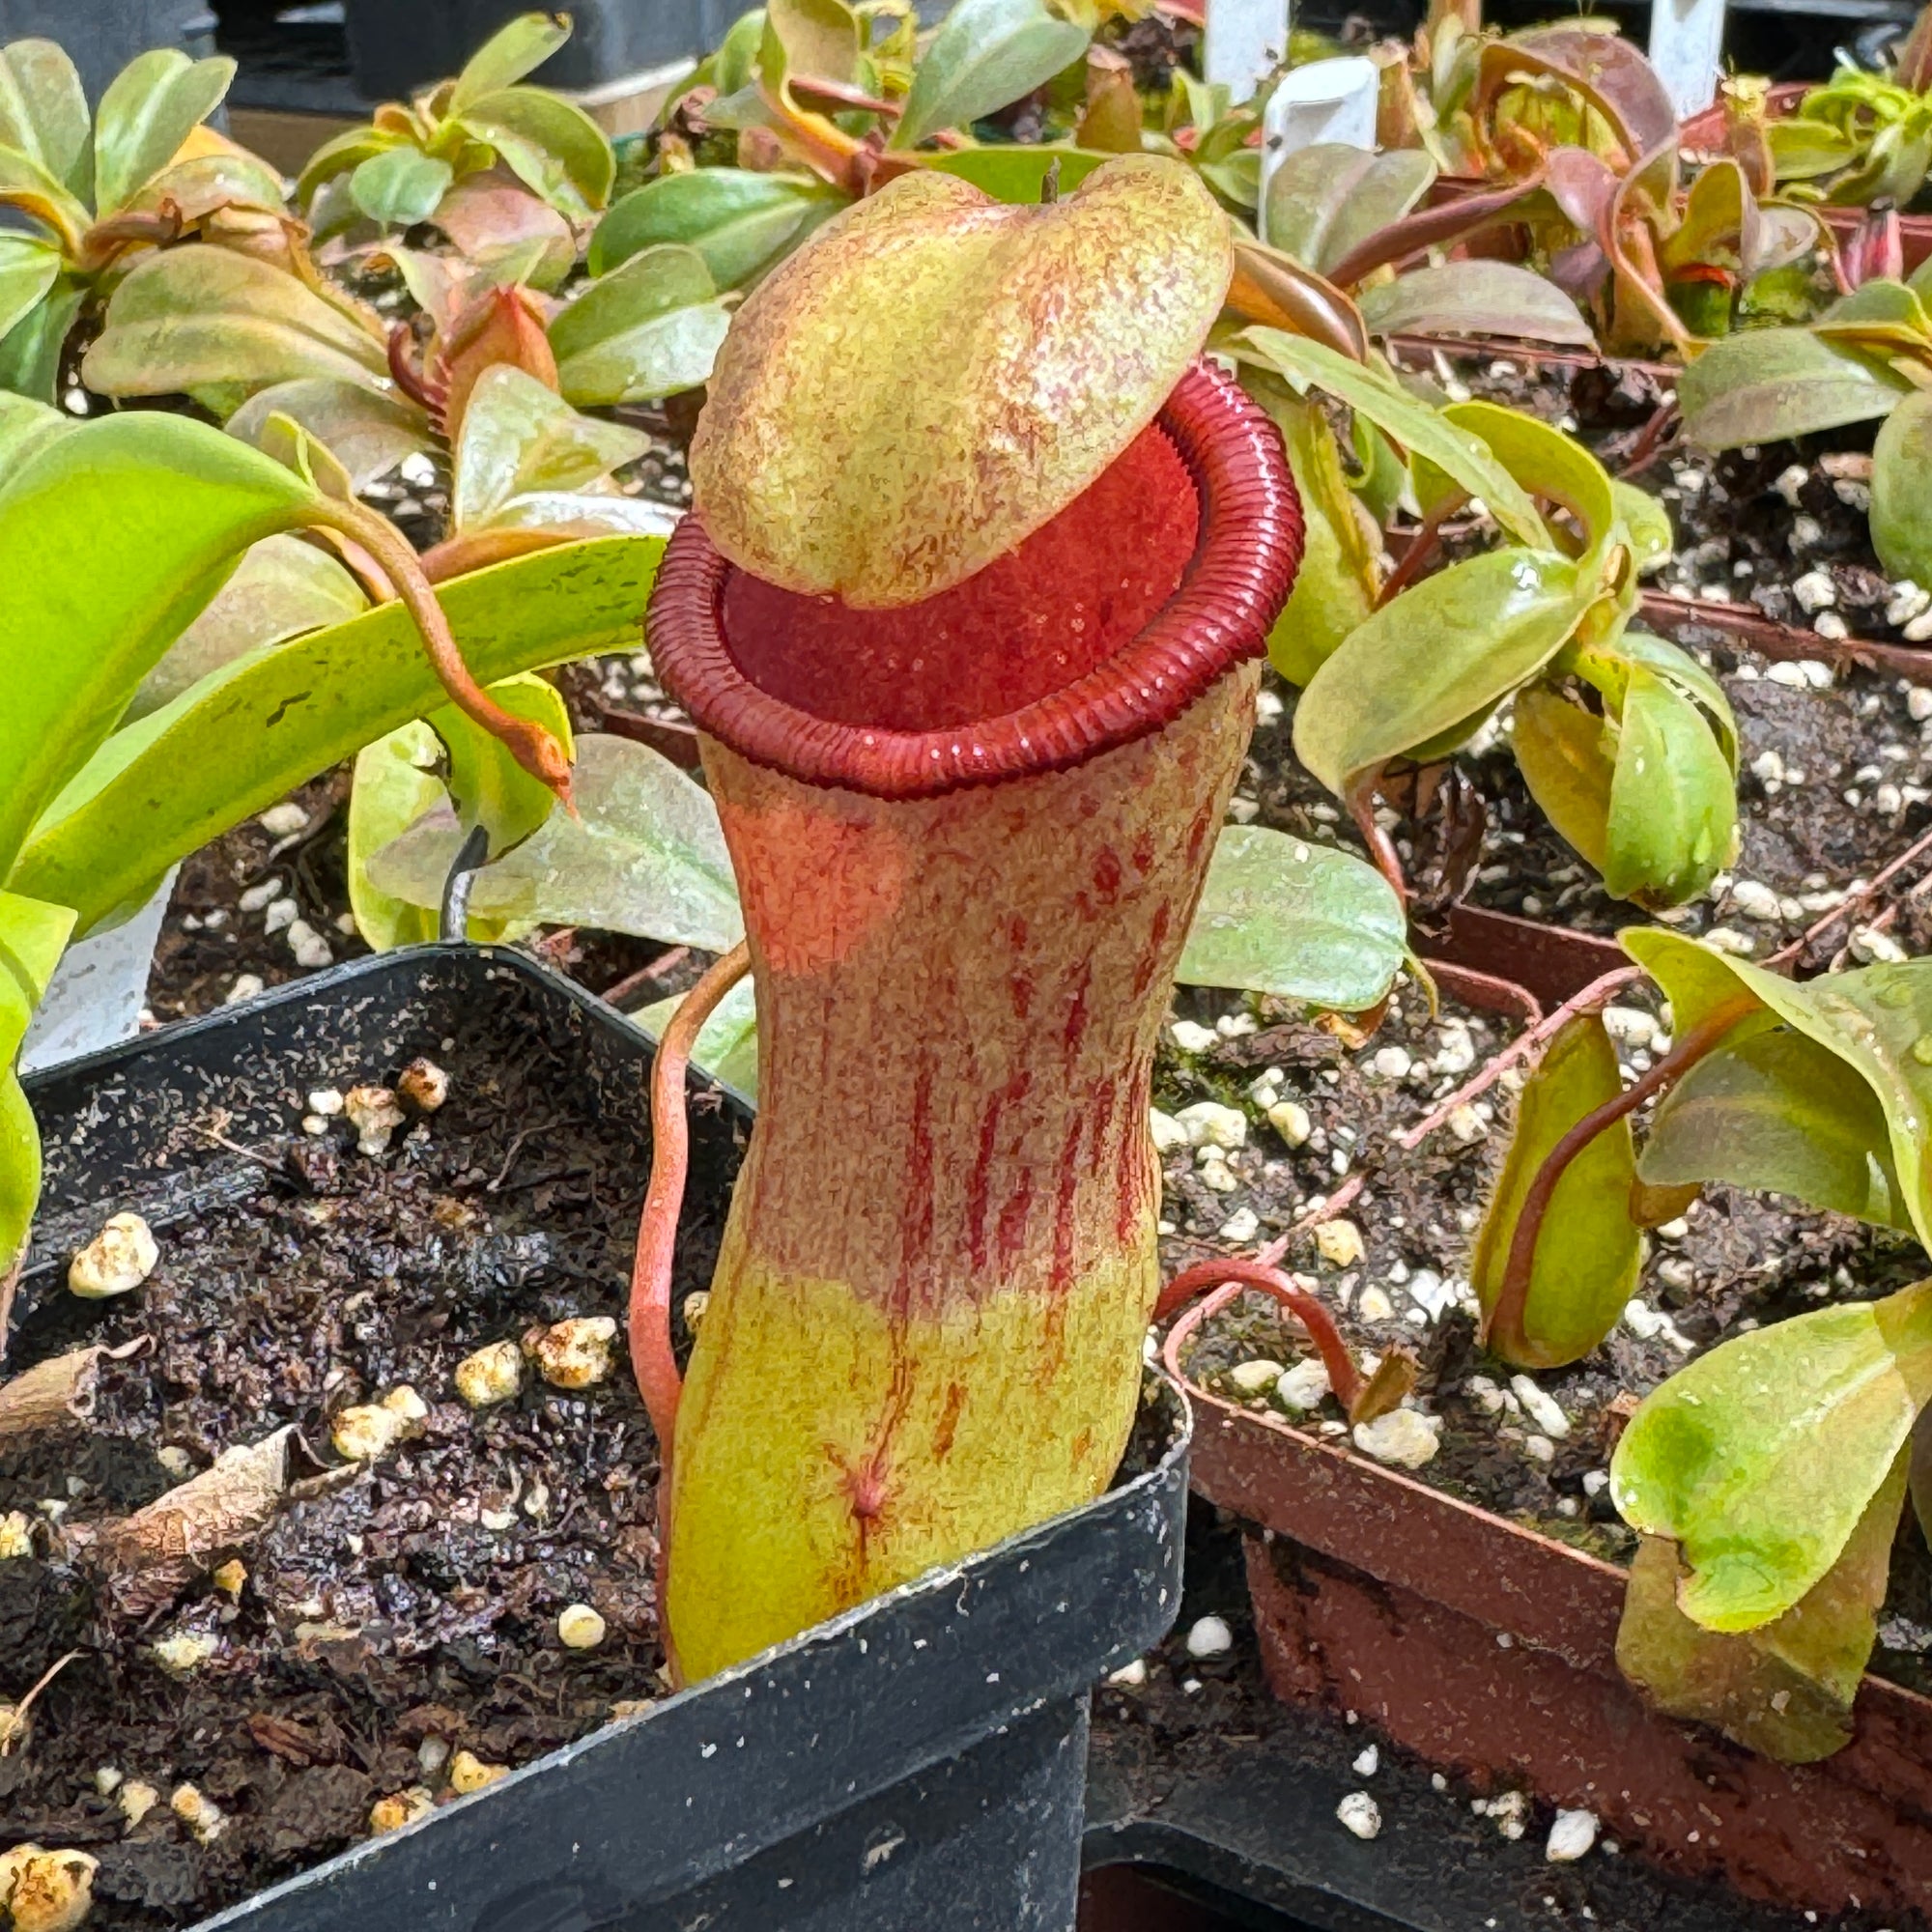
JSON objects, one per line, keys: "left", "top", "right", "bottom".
{"left": 1162, "top": 1180, "right": 1932, "bottom": 1920}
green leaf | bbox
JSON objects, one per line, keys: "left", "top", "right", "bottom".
{"left": 0, "top": 412, "right": 313, "bottom": 879}
{"left": 0, "top": 276, "right": 78, "bottom": 403}
{"left": 1434, "top": 399, "right": 1616, "bottom": 549}
{"left": 1770, "top": 116, "right": 1860, "bottom": 181}
{"left": 296, "top": 126, "right": 406, "bottom": 211}
{"left": 0, "top": 141, "right": 89, "bottom": 251}
{"left": 1621, "top": 928, "right": 1932, "bottom": 1252}
{"left": 0, "top": 887, "right": 77, "bottom": 1050}
{"left": 449, "top": 13, "right": 573, "bottom": 109}
{"left": 92, "top": 49, "right": 235, "bottom": 217}
{"left": 0, "top": 41, "right": 90, "bottom": 200}
{"left": 919, "top": 144, "right": 1112, "bottom": 202}
{"left": 350, "top": 146, "right": 454, "bottom": 226}
{"left": 1616, "top": 1457, "right": 1906, "bottom": 1764}
{"left": 1611, "top": 482, "right": 1674, "bottom": 575}
{"left": 130, "top": 150, "right": 289, "bottom": 224}
{"left": 1872, "top": 388, "right": 1932, "bottom": 586}
{"left": 891, "top": 0, "right": 1089, "bottom": 150}
{"left": 455, "top": 87, "right": 614, "bottom": 220}
{"left": 1240, "top": 330, "right": 1548, "bottom": 547}
{"left": 14, "top": 536, "right": 666, "bottom": 933}
{"left": 1677, "top": 326, "right": 1912, "bottom": 451}
{"left": 1511, "top": 686, "right": 1613, "bottom": 874}
{"left": 0, "top": 389, "right": 72, "bottom": 469}
{"left": 1175, "top": 824, "right": 1406, "bottom": 1012}
{"left": 1612, "top": 1278, "right": 1932, "bottom": 1632}
{"left": 363, "top": 732, "right": 744, "bottom": 953}
{"left": 637, "top": 977, "right": 761, "bottom": 1101}
{"left": 1257, "top": 388, "right": 1381, "bottom": 686}
{"left": 1600, "top": 629, "right": 1735, "bottom": 769}
{"left": 0, "top": 1066, "right": 38, "bottom": 1272}
{"left": 1471, "top": 1010, "right": 1641, "bottom": 1368}
{"left": 452, "top": 364, "right": 648, "bottom": 531}
{"left": 1359, "top": 261, "right": 1594, "bottom": 347}
{"left": 349, "top": 721, "right": 443, "bottom": 952}
{"left": 1264, "top": 144, "right": 1436, "bottom": 276}
{"left": 550, "top": 243, "right": 732, "bottom": 406}
{"left": 130, "top": 533, "right": 367, "bottom": 720}
{"left": 0, "top": 887, "right": 72, "bottom": 1270}
{"left": 1639, "top": 1028, "right": 1906, "bottom": 1229}
{"left": 589, "top": 169, "right": 845, "bottom": 288}
{"left": 83, "top": 245, "right": 389, "bottom": 412}
{"left": 1293, "top": 547, "right": 1583, "bottom": 793}
{"left": 1603, "top": 666, "right": 1736, "bottom": 907}
{"left": 227, "top": 378, "right": 431, "bottom": 493}
{"left": 0, "top": 231, "right": 59, "bottom": 343}
{"left": 434, "top": 669, "right": 573, "bottom": 859}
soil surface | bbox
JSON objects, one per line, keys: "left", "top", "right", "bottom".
{"left": 1159, "top": 975, "right": 1932, "bottom": 1697}
{"left": 0, "top": 978, "right": 737, "bottom": 1927}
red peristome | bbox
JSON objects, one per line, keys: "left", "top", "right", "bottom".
{"left": 718, "top": 423, "right": 1200, "bottom": 730}
{"left": 648, "top": 358, "right": 1301, "bottom": 800}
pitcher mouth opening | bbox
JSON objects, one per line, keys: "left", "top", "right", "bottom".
{"left": 645, "top": 357, "right": 1303, "bottom": 801}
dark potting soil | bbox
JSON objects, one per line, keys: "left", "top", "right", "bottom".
{"left": 1158, "top": 976, "right": 1932, "bottom": 1698}
{"left": 0, "top": 986, "right": 734, "bottom": 1928}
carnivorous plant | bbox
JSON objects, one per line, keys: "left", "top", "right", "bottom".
{"left": 625, "top": 153, "right": 1407, "bottom": 1682}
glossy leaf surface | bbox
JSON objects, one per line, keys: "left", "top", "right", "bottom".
{"left": 364, "top": 733, "right": 744, "bottom": 952}
{"left": 15, "top": 537, "right": 665, "bottom": 931}
{"left": 131, "top": 533, "right": 368, "bottom": 718}
{"left": 1471, "top": 1010, "right": 1641, "bottom": 1367}
{"left": 1175, "top": 825, "right": 1406, "bottom": 1012}
{"left": 1621, "top": 928, "right": 1932, "bottom": 1250}
{"left": 1616, "top": 1459, "right": 1905, "bottom": 1763}
{"left": 892, "top": 0, "right": 1089, "bottom": 149}
{"left": 1241, "top": 330, "right": 1548, "bottom": 546}
{"left": 1611, "top": 1278, "right": 1932, "bottom": 1631}
{"left": 1358, "top": 260, "right": 1594, "bottom": 345}
{"left": 1264, "top": 144, "right": 1436, "bottom": 276}
{"left": 1640, "top": 1027, "right": 1906, "bottom": 1229}
{"left": 83, "top": 245, "right": 388, "bottom": 410}
{"left": 1604, "top": 666, "right": 1735, "bottom": 907}
{"left": 549, "top": 243, "right": 732, "bottom": 407}
{"left": 452, "top": 364, "right": 647, "bottom": 531}
{"left": 0, "top": 412, "right": 313, "bottom": 876}
{"left": 1293, "top": 547, "right": 1583, "bottom": 793}
{"left": 589, "top": 169, "right": 843, "bottom": 288}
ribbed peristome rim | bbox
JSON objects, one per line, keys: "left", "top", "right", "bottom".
{"left": 645, "top": 357, "right": 1303, "bottom": 801}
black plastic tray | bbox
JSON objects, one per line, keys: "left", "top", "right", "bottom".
{"left": 17, "top": 945, "right": 1190, "bottom": 1932}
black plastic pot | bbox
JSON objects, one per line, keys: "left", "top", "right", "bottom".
{"left": 341, "top": 0, "right": 723, "bottom": 100}
{"left": 16, "top": 944, "right": 1189, "bottom": 1932}
{"left": 0, "top": 0, "right": 215, "bottom": 99}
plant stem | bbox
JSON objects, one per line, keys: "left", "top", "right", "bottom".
{"left": 1484, "top": 993, "right": 1760, "bottom": 1352}
{"left": 1154, "top": 1256, "right": 1368, "bottom": 1414}
{"left": 628, "top": 942, "right": 753, "bottom": 1458}
{"left": 304, "top": 498, "right": 573, "bottom": 803}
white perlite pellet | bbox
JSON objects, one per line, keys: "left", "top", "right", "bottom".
{"left": 1337, "top": 1792, "right": 1382, "bottom": 1839}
